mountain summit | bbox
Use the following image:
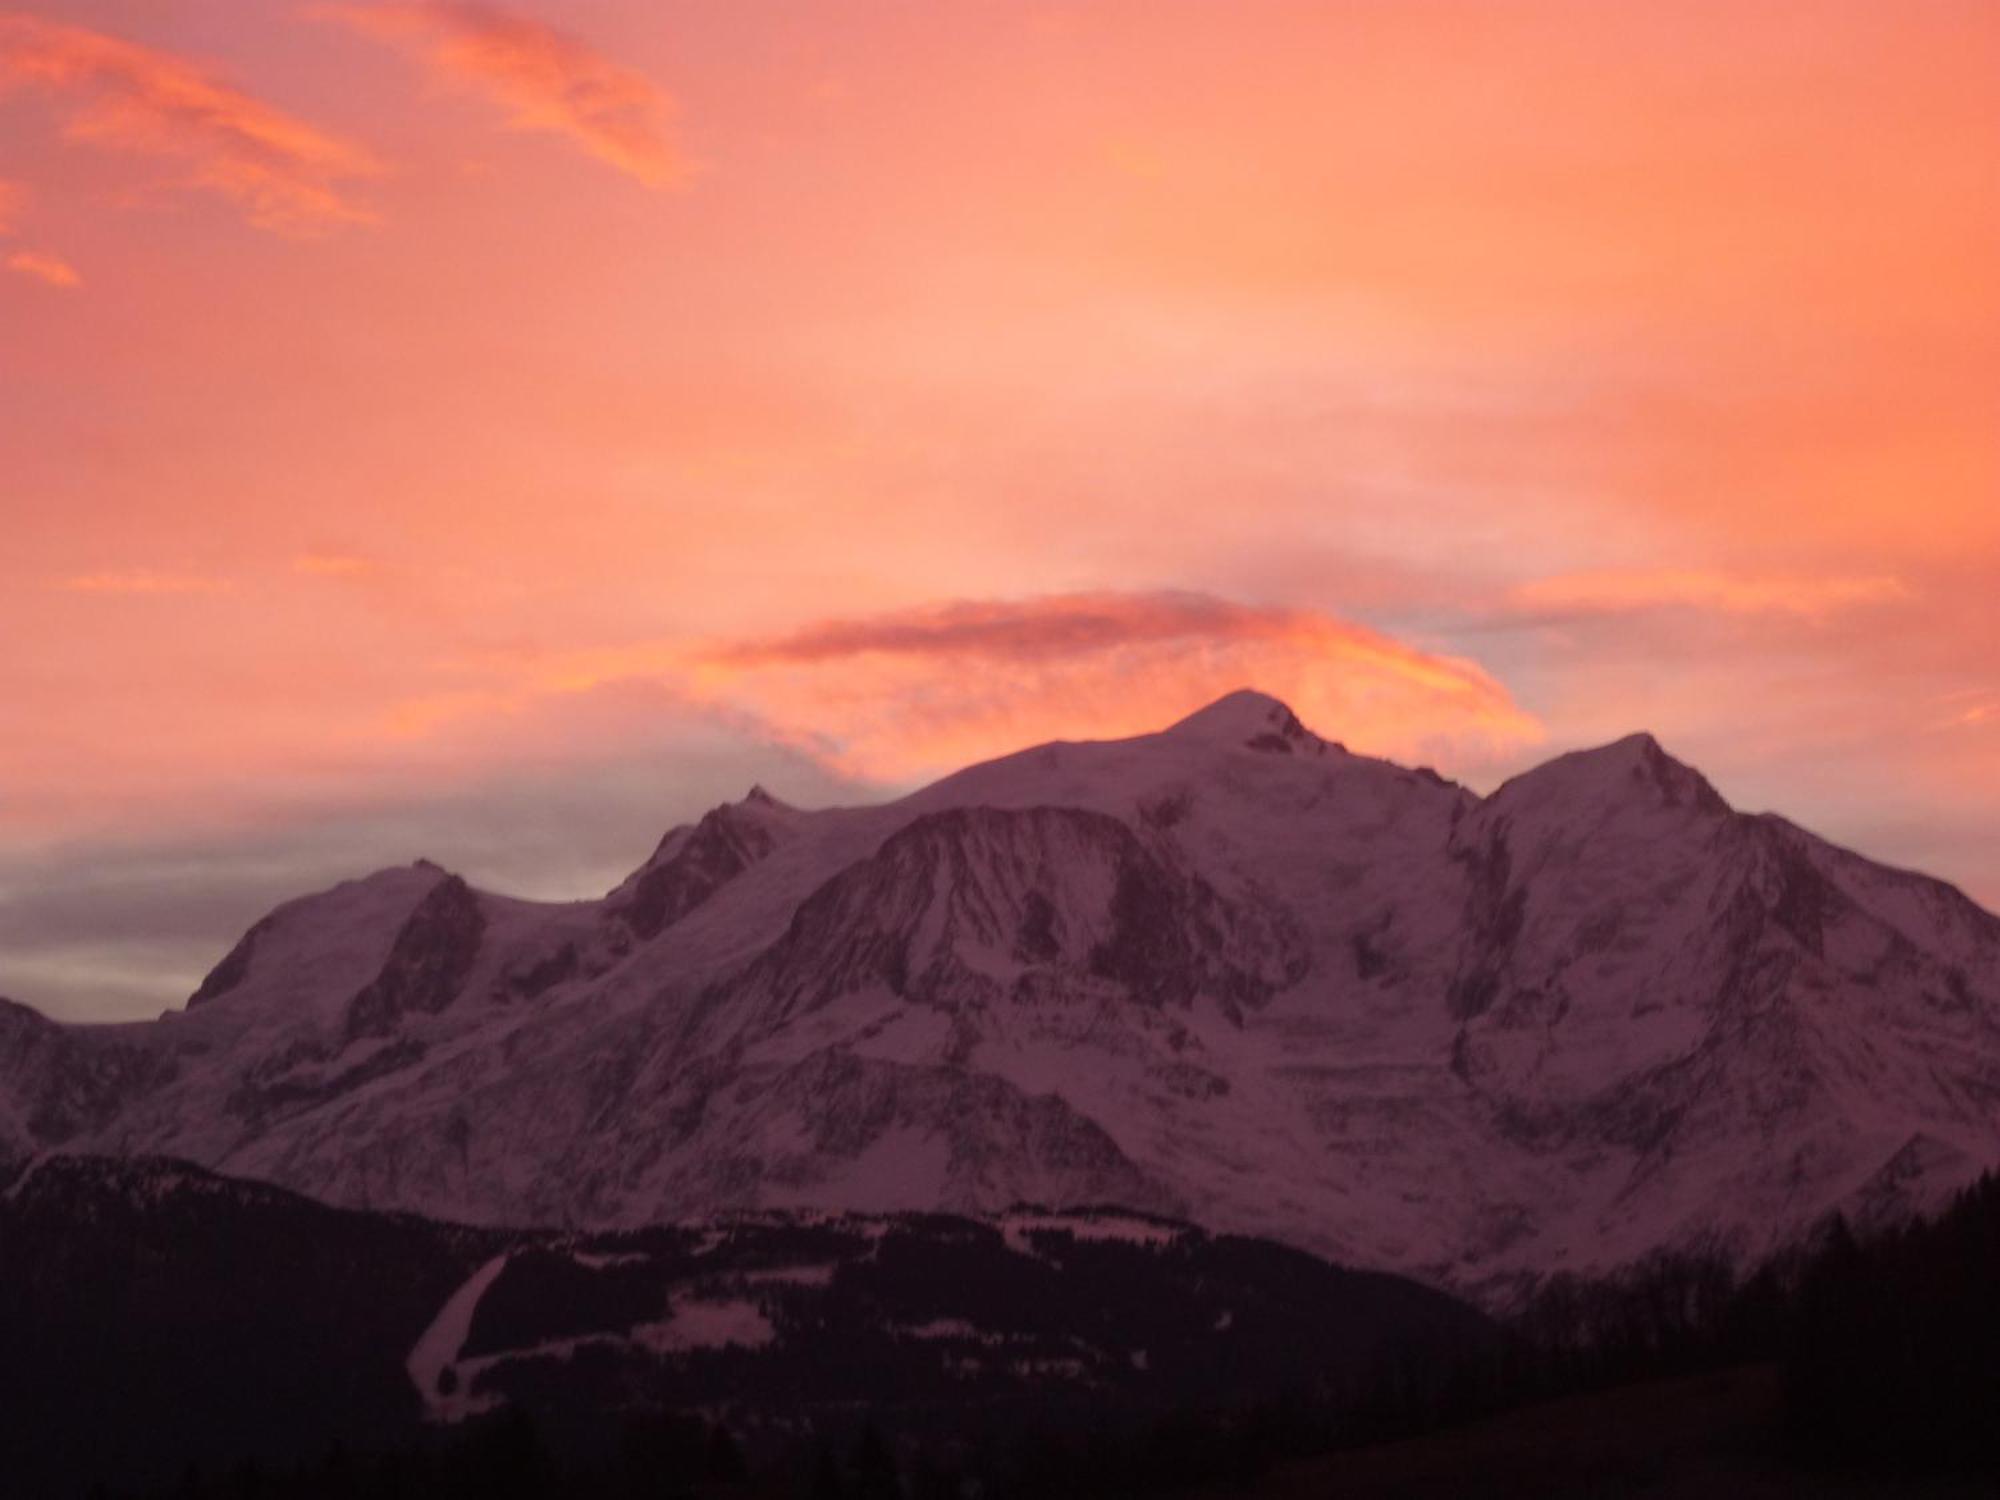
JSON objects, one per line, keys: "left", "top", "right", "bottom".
{"left": 1163, "top": 688, "right": 1328, "bottom": 752}
{"left": 3, "top": 691, "right": 1996, "bottom": 1304}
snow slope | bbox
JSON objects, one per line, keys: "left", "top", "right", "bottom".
{"left": 4, "top": 690, "right": 1997, "bottom": 1303}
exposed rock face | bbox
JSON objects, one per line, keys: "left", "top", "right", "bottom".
{"left": 346, "top": 875, "right": 487, "bottom": 1040}
{"left": 3, "top": 692, "right": 1998, "bottom": 1306}
{"left": 611, "top": 797, "right": 790, "bottom": 943}
{"left": 0, "top": 997, "right": 176, "bottom": 1159}
{"left": 187, "top": 915, "right": 274, "bottom": 1008}
{"left": 728, "top": 805, "right": 1306, "bottom": 1034}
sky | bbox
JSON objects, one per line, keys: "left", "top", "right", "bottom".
{"left": 1, "top": 0, "right": 1995, "bottom": 1022}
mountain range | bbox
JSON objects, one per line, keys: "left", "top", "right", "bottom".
{"left": 5, "top": 690, "right": 1997, "bottom": 1305}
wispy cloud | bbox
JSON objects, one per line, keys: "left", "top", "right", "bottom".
{"left": 713, "top": 593, "right": 1295, "bottom": 667}
{"left": 57, "top": 570, "right": 231, "bottom": 596}
{"left": 6, "top": 248, "right": 79, "bottom": 287}
{"left": 0, "top": 13, "right": 378, "bottom": 234}
{"left": 318, "top": 3, "right": 688, "bottom": 187}
{"left": 1507, "top": 569, "right": 1908, "bottom": 622}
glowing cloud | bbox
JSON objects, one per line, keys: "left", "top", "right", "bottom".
{"left": 1509, "top": 570, "right": 1909, "bottom": 622}
{"left": 6, "top": 248, "right": 79, "bottom": 288}
{"left": 318, "top": 3, "right": 688, "bottom": 187}
{"left": 0, "top": 13, "right": 377, "bottom": 234}
{"left": 470, "top": 592, "right": 1545, "bottom": 784}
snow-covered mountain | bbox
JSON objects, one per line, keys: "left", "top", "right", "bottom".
{"left": 5, "top": 690, "right": 1998, "bottom": 1303}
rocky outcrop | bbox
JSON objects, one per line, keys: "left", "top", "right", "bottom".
{"left": 345, "top": 875, "right": 487, "bottom": 1040}
{"left": 728, "top": 805, "right": 1308, "bottom": 1033}
{"left": 610, "top": 796, "right": 789, "bottom": 943}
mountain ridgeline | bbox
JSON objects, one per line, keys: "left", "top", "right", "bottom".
{"left": 4, "top": 691, "right": 1998, "bottom": 1305}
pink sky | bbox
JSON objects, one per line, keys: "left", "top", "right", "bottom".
{"left": 1, "top": 1, "right": 1995, "bottom": 1018}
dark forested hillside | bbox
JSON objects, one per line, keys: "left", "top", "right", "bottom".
{"left": 0, "top": 1155, "right": 1490, "bottom": 1498}
{"left": 7, "top": 1152, "right": 1997, "bottom": 1498}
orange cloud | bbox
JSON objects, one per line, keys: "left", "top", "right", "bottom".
{"left": 318, "top": 3, "right": 688, "bottom": 187}
{"left": 0, "top": 177, "right": 21, "bottom": 233}
{"left": 6, "top": 248, "right": 79, "bottom": 287}
{"left": 1508, "top": 569, "right": 1909, "bottom": 621}
{"left": 454, "top": 592, "right": 1545, "bottom": 784}
{"left": 57, "top": 570, "right": 231, "bottom": 596}
{"left": 0, "top": 14, "right": 377, "bottom": 234}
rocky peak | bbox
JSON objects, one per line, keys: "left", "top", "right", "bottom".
{"left": 1485, "top": 731, "right": 1730, "bottom": 823}
{"left": 612, "top": 794, "right": 796, "bottom": 943}
{"left": 185, "top": 863, "right": 453, "bottom": 1012}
